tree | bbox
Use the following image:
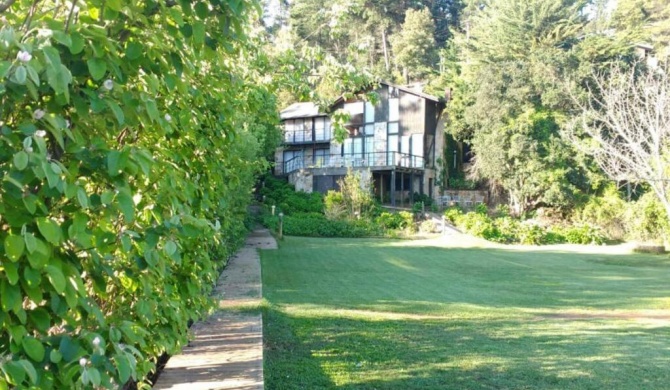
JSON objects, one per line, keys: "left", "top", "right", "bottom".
{"left": 391, "top": 7, "right": 438, "bottom": 82}
{"left": 612, "top": 0, "right": 670, "bottom": 59}
{"left": 570, "top": 64, "right": 670, "bottom": 222}
{"left": 0, "top": 1, "right": 281, "bottom": 388}
{"left": 445, "top": 0, "right": 590, "bottom": 214}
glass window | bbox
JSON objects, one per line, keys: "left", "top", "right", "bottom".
{"left": 314, "top": 149, "right": 329, "bottom": 167}
{"left": 387, "top": 135, "right": 398, "bottom": 165}
{"left": 365, "top": 101, "right": 375, "bottom": 123}
{"left": 364, "top": 124, "right": 374, "bottom": 136}
{"left": 315, "top": 117, "right": 326, "bottom": 141}
{"left": 389, "top": 98, "right": 399, "bottom": 121}
{"left": 344, "top": 102, "right": 364, "bottom": 115}
{"left": 353, "top": 138, "right": 363, "bottom": 156}
{"left": 345, "top": 102, "right": 364, "bottom": 124}
{"left": 343, "top": 138, "right": 353, "bottom": 155}
{"left": 388, "top": 122, "right": 399, "bottom": 134}
{"left": 365, "top": 136, "right": 374, "bottom": 164}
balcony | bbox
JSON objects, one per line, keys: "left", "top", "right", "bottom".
{"left": 277, "top": 152, "right": 425, "bottom": 175}
{"left": 284, "top": 129, "right": 332, "bottom": 144}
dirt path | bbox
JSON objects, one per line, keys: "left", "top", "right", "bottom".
{"left": 153, "top": 228, "right": 276, "bottom": 390}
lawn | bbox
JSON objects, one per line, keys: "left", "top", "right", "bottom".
{"left": 261, "top": 237, "right": 670, "bottom": 389}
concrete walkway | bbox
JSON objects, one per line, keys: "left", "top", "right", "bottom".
{"left": 153, "top": 228, "right": 276, "bottom": 390}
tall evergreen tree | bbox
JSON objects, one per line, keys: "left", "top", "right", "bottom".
{"left": 391, "top": 8, "right": 439, "bottom": 82}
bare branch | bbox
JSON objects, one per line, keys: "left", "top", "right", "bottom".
{"left": 568, "top": 62, "right": 670, "bottom": 221}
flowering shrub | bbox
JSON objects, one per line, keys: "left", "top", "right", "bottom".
{"left": 0, "top": 1, "right": 280, "bottom": 389}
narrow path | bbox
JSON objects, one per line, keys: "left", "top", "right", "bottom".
{"left": 153, "top": 228, "right": 276, "bottom": 390}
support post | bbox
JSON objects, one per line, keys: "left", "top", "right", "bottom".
{"left": 391, "top": 170, "right": 396, "bottom": 207}
{"left": 401, "top": 171, "right": 405, "bottom": 208}
{"left": 278, "top": 212, "right": 284, "bottom": 240}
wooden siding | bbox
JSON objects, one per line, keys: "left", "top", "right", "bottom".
{"left": 399, "top": 91, "right": 425, "bottom": 135}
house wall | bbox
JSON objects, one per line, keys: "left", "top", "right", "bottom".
{"left": 288, "top": 169, "right": 313, "bottom": 193}
{"left": 399, "top": 91, "right": 425, "bottom": 136}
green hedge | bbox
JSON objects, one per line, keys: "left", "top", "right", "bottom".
{"left": 264, "top": 213, "right": 383, "bottom": 238}
{"left": 445, "top": 207, "right": 606, "bottom": 245}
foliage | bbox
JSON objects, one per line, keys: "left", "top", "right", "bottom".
{"left": 569, "top": 63, "right": 670, "bottom": 226}
{"left": 284, "top": 0, "right": 460, "bottom": 79}
{"left": 264, "top": 213, "right": 381, "bottom": 237}
{"left": 419, "top": 219, "right": 438, "bottom": 234}
{"left": 336, "top": 168, "right": 374, "bottom": 219}
{"left": 445, "top": 207, "right": 608, "bottom": 245}
{"left": 261, "top": 176, "right": 324, "bottom": 215}
{"left": 0, "top": 1, "right": 280, "bottom": 388}
{"left": 448, "top": 176, "right": 477, "bottom": 190}
{"left": 390, "top": 7, "right": 438, "bottom": 81}
{"left": 575, "top": 185, "right": 628, "bottom": 240}
{"left": 559, "top": 224, "right": 606, "bottom": 245}
{"left": 625, "top": 192, "right": 670, "bottom": 243}
{"left": 443, "top": 0, "right": 628, "bottom": 215}
{"left": 324, "top": 190, "right": 347, "bottom": 220}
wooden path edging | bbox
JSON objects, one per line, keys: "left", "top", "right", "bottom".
{"left": 153, "top": 229, "right": 276, "bottom": 389}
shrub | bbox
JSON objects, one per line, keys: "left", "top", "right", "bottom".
{"left": 625, "top": 192, "right": 670, "bottom": 243}
{"left": 576, "top": 185, "right": 627, "bottom": 240}
{"left": 398, "top": 211, "right": 417, "bottom": 232}
{"left": 492, "top": 216, "right": 521, "bottom": 243}
{"left": 517, "top": 223, "right": 547, "bottom": 245}
{"left": 324, "top": 190, "right": 347, "bottom": 220}
{"left": 560, "top": 224, "right": 606, "bottom": 245}
{"left": 419, "top": 220, "right": 439, "bottom": 233}
{"left": 459, "top": 212, "right": 498, "bottom": 240}
{"left": 376, "top": 212, "right": 404, "bottom": 230}
{"left": 444, "top": 206, "right": 464, "bottom": 224}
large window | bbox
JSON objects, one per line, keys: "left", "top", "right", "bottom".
{"left": 365, "top": 101, "right": 375, "bottom": 123}
{"left": 283, "top": 150, "right": 304, "bottom": 173}
{"left": 314, "top": 117, "right": 331, "bottom": 141}
{"left": 389, "top": 98, "right": 399, "bottom": 122}
{"left": 314, "top": 148, "right": 330, "bottom": 167}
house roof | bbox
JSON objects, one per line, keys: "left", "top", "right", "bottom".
{"left": 279, "top": 82, "right": 442, "bottom": 121}
{"left": 332, "top": 81, "right": 442, "bottom": 105}
{"left": 389, "top": 82, "right": 441, "bottom": 102}
{"left": 280, "top": 102, "right": 325, "bottom": 120}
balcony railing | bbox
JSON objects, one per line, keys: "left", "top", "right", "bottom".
{"left": 284, "top": 129, "right": 332, "bottom": 144}
{"left": 277, "top": 152, "right": 424, "bottom": 175}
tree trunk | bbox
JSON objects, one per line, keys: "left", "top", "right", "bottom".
{"left": 381, "top": 28, "right": 390, "bottom": 71}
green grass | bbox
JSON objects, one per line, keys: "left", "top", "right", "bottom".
{"left": 261, "top": 237, "right": 670, "bottom": 389}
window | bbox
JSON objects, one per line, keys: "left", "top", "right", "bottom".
{"left": 365, "top": 101, "right": 375, "bottom": 123}
{"left": 314, "top": 148, "right": 329, "bottom": 167}
{"left": 389, "top": 98, "right": 399, "bottom": 122}
{"left": 388, "top": 122, "right": 398, "bottom": 134}
{"left": 387, "top": 134, "right": 398, "bottom": 165}
{"left": 411, "top": 134, "right": 424, "bottom": 168}
{"left": 283, "top": 150, "right": 304, "bottom": 172}
{"left": 344, "top": 102, "right": 364, "bottom": 124}
{"left": 315, "top": 117, "right": 327, "bottom": 141}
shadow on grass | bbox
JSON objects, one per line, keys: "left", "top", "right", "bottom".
{"left": 263, "top": 305, "right": 670, "bottom": 390}
{"left": 262, "top": 237, "right": 670, "bottom": 389}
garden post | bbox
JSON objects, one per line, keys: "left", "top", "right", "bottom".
{"left": 272, "top": 205, "right": 276, "bottom": 216}
{"left": 278, "top": 212, "right": 284, "bottom": 240}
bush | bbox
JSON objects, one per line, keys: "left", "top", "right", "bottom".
{"left": 265, "top": 213, "right": 382, "bottom": 237}
{"left": 324, "top": 190, "right": 347, "bottom": 220}
{"left": 444, "top": 206, "right": 464, "bottom": 224}
{"left": 576, "top": 185, "right": 627, "bottom": 240}
{"left": 560, "top": 224, "right": 606, "bottom": 245}
{"left": 419, "top": 220, "right": 439, "bottom": 233}
{"left": 625, "top": 192, "right": 670, "bottom": 243}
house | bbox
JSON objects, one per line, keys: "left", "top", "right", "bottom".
{"left": 274, "top": 82, "right": 447, "bottom": 206}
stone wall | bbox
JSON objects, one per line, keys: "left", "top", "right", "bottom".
{"left": 288, "top": 170, "right": 313, "bottom": 193}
